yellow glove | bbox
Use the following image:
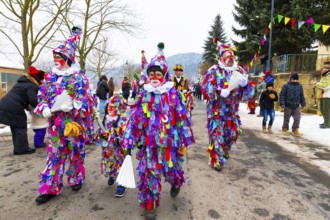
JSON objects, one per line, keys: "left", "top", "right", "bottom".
{"left": 64, "top": 122, "right": 83, "bottom": 137}
{"left": 179, "top": 147, "right": 187, "bottom": 155}
{"left": 269, "top": 93, "right": 275, "bottom": 99}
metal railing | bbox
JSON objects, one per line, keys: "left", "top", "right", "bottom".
{"left": 249, "top": 54, "right": 330, "bottom": 74}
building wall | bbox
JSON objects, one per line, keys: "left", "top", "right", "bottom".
{"left": 0, "top": 67, "right": 25, "bottom": 98}
{"left": 317, "top": 44, "right": 330, "bottom": 70}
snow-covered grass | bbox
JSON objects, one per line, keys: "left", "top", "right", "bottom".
{"left": 239, "top": 103, "right": 329, "bottom": 149}
{"left": 239, "top": 103, "right": 330, "bottom": 175}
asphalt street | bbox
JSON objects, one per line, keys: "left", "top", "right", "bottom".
{"left": 0, "top": 99, "right": 329, "bottom": 220}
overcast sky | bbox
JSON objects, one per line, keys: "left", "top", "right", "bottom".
{"left": 111, "top": 0, "right": 239, "bottom": 65}
{"left": 0, "top": 0, "right": 240, "bottom": 67}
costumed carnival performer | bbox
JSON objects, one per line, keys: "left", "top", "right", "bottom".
{"left": 171, "top": 64, "right": 194, "bottom": 118}
{"left": 122, "top": 43, "right": 195, "bottom": 220}
{"left": 201, "top": 37, "right": 253, "bottom": 172}
{"left": 171, "top": 64, "right": 188, "bottom": 92}
{"left": 95, "top": 94, "right": 129, "bottom": 197}
{"left": 35, "top": 26, "right": 94, "bottom": 204}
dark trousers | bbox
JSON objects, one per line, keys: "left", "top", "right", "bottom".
{"left": 320, "top": 98, "right": 330, "bottom": 126}
{"left": 262, "top": 108, "right": 275, "bottom": 126}
{"left": 282, "top": 107, "right": 301, "bottom": 130}
{"left": 10, "top": 125, "right": 30, "bottom": 153}
{"left": 33, "top": 128, "right": 47, "bottom": 147}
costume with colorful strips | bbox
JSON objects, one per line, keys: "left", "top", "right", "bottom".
{"left": 35, "top": 28, "right": 94, "bottom": 196}
{"left": 122, "top": 43, "right": 195, "bottom": 212}
{"left": 201, "top": 38, "right": 253, "bottom": 171}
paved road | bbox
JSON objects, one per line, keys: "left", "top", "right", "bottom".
{"left": 0, "top": 99, "right": 329, "bottom": 220}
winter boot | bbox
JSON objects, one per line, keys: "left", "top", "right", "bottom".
{"left": 282, "top": 128, "right": 288, "bottom": 136}
{"left": 114, "top": 186, "right": 126, "bottom": 198}
{"left": 267, "top": 125, "right": 272, "bottom": 134}
{"left": 170, "top": 186, "right": 181, "bottom": 197}
{"left": 292, "top": 129, "right": 302, "bottom": 137}
{"left": 250, "top": 108, "right": 255, "bottom": 114}
{"left": 145, "top": 209, "right": 156, "bottom": 220}
{"left": 262, "top": 126, "right": 267, "bottom": 133}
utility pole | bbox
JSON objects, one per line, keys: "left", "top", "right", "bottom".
{"left": 267, "top": 0, "right": 275, "bottom": 71}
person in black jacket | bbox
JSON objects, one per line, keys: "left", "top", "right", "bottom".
{"left": 121, "top": 77, "right": 131, "bottom": 100}
{"left": 96, "top": 75, "right": 109, "bottom": 114}
{"left": 259, "top": 82, "right": 278, "bottom": 133}
{"left": 0, "top": 66, "right": 45, "bottom": 155}
{"left": 280, "top": 73, "right": 306, "bottom": 136}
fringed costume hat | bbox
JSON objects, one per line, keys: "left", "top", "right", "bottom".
{"left": 53, "top": 26, "right": 82, "bottom": 66}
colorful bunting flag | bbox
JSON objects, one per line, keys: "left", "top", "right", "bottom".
{"left": 284, "top": 17, "right": 290, "bottom": 25}
{"left": 322, "top": 25, "right": 330, "bottom": 34}
{"left": 278, "top": 15, "right": 284, "bottom": 23}
{"left": 306, "top": 17, "right": 314, "bottom": 24}
{"left": 261, "top": 38, "right": 265, "bottom": 46}
{"left": 291, "top": 19, "right": 296, "bottom": 28}
{"left": 298, "top": 21, "right": 305, "bottom": 29}
{"left": 268, "top": 22, "right": 272, "bottom": 29}
{"left": 314, "top": 24, "right": 321, "bottom": 32}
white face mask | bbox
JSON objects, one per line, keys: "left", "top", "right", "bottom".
{"left": 106, "top": 115, "right": 118, "bottom": 122}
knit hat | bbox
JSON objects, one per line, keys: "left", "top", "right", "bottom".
{"left": 29, "top": 66, "right": 40, "bottom": 75}
{"left": 290, "top": 73, "right": 299, "bottom": 80}
{"left": 265, "top": 70, "right": 272, "bottom": 75}
{"left": 147, "top": 42, "right": 168, "bottom": 75}
{"left": 52, "top": 26, "right": 82, "bottom": 66}
{"left": 266, "top": 82, "right": 274, "bottom": 88}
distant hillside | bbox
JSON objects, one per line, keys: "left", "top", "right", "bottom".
{"left": 87, "top": 52, "right": 203, "bottom": 89}
{"left": 166, "top": 52, "right": 202, "bottom": 83}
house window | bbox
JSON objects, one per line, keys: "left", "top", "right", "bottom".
{"left": 1, "top": 72, "right": 21, "bottom": 92}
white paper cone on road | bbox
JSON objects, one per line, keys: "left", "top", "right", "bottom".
{"left": 116, "top": 155, "right": 136, "bottom": 188}
{"left": 51, "top": 90, "right": 72, "bottom": 112}
{"left": 228, "top": 71, "right": 245, "bottom": 91}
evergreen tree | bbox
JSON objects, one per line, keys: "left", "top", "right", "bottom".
{"left": 202, "top": 14, "right": 228, "bottom": 64}
{"left": 233, "top": 0, "right": 327, "bottom": 64}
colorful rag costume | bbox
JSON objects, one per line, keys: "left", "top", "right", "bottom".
{"left": 201, "top": 38, "right": 253, "bottom": 170}
{"left": 95, "top": 95, "right": 128, "bottom": 179}
{"left": 122, "top": 44, "right": 195, "bottom": 210}
{"left": 35, "top": 28, "right": 93, "bottom": 195}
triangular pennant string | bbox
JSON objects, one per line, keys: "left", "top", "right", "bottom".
{"left": 306, "top": 17, "right": 314, "bottom": 24}
{"left": 278, "top": 15, "right": 284, "bottom": 23}
{"left": 314, "top": 24, "right": 321, "bottom": 32}
{"left": 298, "top": 21, "right": 305, "bottom": 29}
{"left": 284, "top": 17, "right": 291, "bottom": 25}
{"left": 322, "top": 25, "right": 330, "bottom": 34}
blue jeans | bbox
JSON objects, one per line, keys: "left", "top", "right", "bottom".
{"left": 262, "top": 108, "right": 275, "bottom": 126}
{"left": 99, "top": 99, "right": 107, "bottom": 114}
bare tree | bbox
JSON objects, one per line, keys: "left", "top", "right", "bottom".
{"left": 86, "top": 37, "right": 117, "bottom": 78}
{"left": 61, "top": 0, "right": 140, "bottom": 73}
{"left": 0, "top": 0, "right": 72, "bottom": 72}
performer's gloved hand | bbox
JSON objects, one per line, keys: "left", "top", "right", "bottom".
{"left": 126, "top": 148, "right": 132, "bottom": 155}
{"left": 137, "top": 144, "right": 143, "bottom": 149}
{"left": 220, "top": 89, "right": 230, "bottom": 98}
{"left": 183, "top": 89, "right": 187, "bottom": 94}
{"left": 238, "top": 76, "right": 248, "bottom": 87}
{"left": 61, "top": 104, "right": 73, "bottom": 112}
{"left": 42, "top": 107, "right": 52, "bottom": 118}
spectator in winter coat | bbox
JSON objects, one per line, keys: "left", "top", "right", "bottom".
{"left": 256, "top": 73, "right": 266, "bottom": 117}
{"left": 280, "top": 73, "right": 306, "bottom": 136}
{"left": 259, "top": 82, "right": 278, "bottom": 133}
{"left": 107, "top": 77, "right": 115, "bottom": 99}
{"left": 0, "top": 66, "right": 45, "bottom": 155}
{"left": 96, "top": 75, "right": 110, "bottom": 114}
{"left": 121, "top": 77, "right": 131, "bottom": 100}
{"left": 314, "top": 64, "right": 330, "bottom": 128}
